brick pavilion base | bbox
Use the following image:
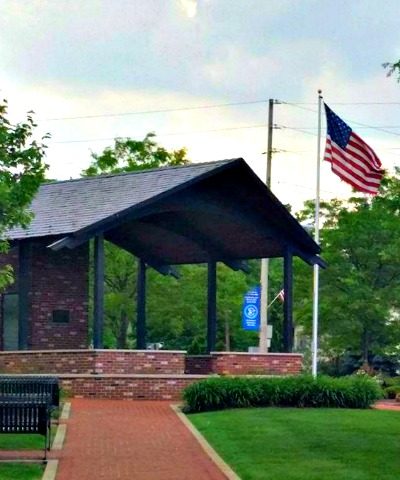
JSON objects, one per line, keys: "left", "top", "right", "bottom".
{"left": 0, "top": 349, "right": 303, "bottom": 400}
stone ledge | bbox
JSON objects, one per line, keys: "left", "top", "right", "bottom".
{"left": 0, "top": 349, "right": 187, "bottom": 355}
{"left": 57, "top": 373, "right": 210, "bottom": 379}
{"left": 210, "top": 351, "right": 303, "bottom": 357}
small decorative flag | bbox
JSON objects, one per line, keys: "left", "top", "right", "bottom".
{"left": 323, "top": 104, "right": 384, "bottom": 195}
{"left": 278, "top": 289, "right": 284, "bottom": 303}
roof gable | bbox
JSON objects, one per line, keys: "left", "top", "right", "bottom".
{"left": 6, "top": 159, "right": 236, "bottom": 240}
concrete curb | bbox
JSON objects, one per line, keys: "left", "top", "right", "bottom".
{"left": 52, "top": 424, "right": 67, "bottom": 450}
{"left": 170, "top": 404, "right": 241, "bottom": 480}
{"left": 60, "top": 402, "right": 71, "bottom": 420}
{"left": 52, "top": 401, "right": 70, "bottom": 450}
{"left": 42, "top": 459, "right": 58, "bottom": 480}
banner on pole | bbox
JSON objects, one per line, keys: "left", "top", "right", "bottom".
{"left": 242, "top": 286, "right": 261, "bottom": 331}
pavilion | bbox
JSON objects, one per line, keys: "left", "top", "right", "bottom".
{"left": 0, "top": 158, "right": 324, "bottom": 355}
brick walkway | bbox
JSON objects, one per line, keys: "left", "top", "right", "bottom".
{"left": 374, "top": 400, "right": 400, "bottom": 411}
{"left": 56, "top": 399, "right": 227, "bottom": 480}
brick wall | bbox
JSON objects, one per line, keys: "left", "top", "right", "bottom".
{"left": 185, "top": 355, "right": 213, "bottom": 374}
{"left": 0, "top": 239, "right": 89, "bottom": 350}
{"left": 29, "top": 240, "right": 89, "bottom": 349}
{"left": 94, "top": 350, "right": 185, "bottom": 374}
{"left": 210, "top": 352, "right": 303, "bottom": 375}
{"left": 59, "top": 374, "right": 206, "bottom": 401}
{"left": 0, "top": 350, "right": 186, "bottom": 375}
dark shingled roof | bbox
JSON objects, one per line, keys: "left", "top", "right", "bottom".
{"left": 6, "top": 159, "right": 234, "bottom": 240}
{"left": 6, "top": 158, "right": 324, "bottom": 267}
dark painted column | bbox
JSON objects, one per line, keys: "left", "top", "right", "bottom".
{"left": 283, "top": 246, "right": 294, "bottom": 352}
{"left": 18, "top": 241, "right": 30, "bottom": 350}
{"left": 136, "top": 258, "right": 147, "bottom": 349}
{"left": 207, "top": 260, "right": 217, "bottom": 353}
{"left": 93, "top": 234, "right": 104, "bottom": 349}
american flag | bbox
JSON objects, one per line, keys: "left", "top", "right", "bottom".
{"left": 323, "top": 104, "right": 384, "bottom": 195}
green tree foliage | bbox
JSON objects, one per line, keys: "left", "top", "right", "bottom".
{"left": 83, "top": 132, "right": 188, "bottom": 176}
{"left": 296, "top": 173, "right": 400, "bottom": 367}
{"left": 0, "top": 99, "right": 49, "bottom": 290}
{"left": 383, "top": 59, "right": 400, "bottom": 81}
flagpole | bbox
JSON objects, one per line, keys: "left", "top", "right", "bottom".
{"left": 267, "top": 290, "right": 283, "bottom": 309}
{"left": 312, "top": 90, "right": 323, "bottom": 378}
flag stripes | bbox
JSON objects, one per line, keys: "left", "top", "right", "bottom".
{"left": 323, "top": 104, "right": 384, "bottom": 195}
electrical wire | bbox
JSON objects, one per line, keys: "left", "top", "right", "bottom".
{"left": 51, "top": 123, "right": 268, "bottom": 144}
{"left": 41, "top": 99, "right": 268, "bottom": 122}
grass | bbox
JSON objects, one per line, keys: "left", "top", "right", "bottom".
{"left": 0, "top": 426, "right": 56, "bottom": 450}
{"left": 189, "top": 408, "right": 400, "bottom": 480}
{"left": 0, "top": 433, "right": 46, "bottom": 450}
{"left": 0, "top": 463, "right": 44, "bottom": 480}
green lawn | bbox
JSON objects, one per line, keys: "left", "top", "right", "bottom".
{"left": 189, "top": 408, "right": 400, "bottom": 480}
{"left": 0, "top": 425, "right": 56, "bottom": 450}
{"left": 0, "top": 463, "right": 44, "bottom": 480}
{"left": 0, "top": 431, "right": 50, "bottom": 450}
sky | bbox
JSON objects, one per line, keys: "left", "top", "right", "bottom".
{"left": 1, "top": 0, "right": 399, "bottom": 210}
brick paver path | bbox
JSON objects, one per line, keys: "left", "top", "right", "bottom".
{"left": 374, "top": 400, "right": 400, "bottom": 411}
{"left": 56, "top": 399, "right": 227, "bottom": 480}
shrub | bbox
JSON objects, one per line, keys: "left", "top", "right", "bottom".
{"left": 183, "top": 375, "right": 382, "bottom": 412}
{"left": 382, "top": 376, "right": 400, "bottom": 388}
{"left": 384, "top": 385, "right": 400, "bottom": 399}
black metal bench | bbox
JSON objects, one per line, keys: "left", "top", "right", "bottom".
{"left": 0, "top": 376, "right": 59, "bottom": 409}
{"left": 0, "top": 376, "right": 60, "bottom": 459}
{"left": 0, "top": 400, "right": 50, "bottom": 459}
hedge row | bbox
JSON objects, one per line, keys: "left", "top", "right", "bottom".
{"left": 183, "top": 375, "right": 382, "bottom": 412}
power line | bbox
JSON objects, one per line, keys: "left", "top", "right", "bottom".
{"left": 51, "top": 123, "right": 268, "bottom": 144}
{"left": 283, "top": 101, "right": 400, "bottom": 106}
{"left": 39, "top": 98, "right": 400, "bottom": 123}
{"left": 280, "top": 125, "right": 400, "bottom": 131}
{"left": 280, "top": 101, "right": 400, "bottom": 138}
{"left": 41, "top": 100, "right": 268, "bottom": 122}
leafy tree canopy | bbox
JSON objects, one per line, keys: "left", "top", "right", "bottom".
{"left": 0, "top": 99, "right": 49, "bottom": 289}
{"left": 83, "top": 132, "right": 188, "bottom": 176}
{"left": 295, "top": 173, "right": 400, "bottom": 368}
{"left": 383, "top": 59, "right": 400, "bottom": 81}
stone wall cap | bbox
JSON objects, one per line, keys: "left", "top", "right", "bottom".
{"left": 185, "top": 355, "right": 213, "bottom": 358}
{"left": 54, "top": 373, "right": 209, "bottom": 379}
{"left": 0, "top": 349, "right": 187, "bottom": 355}
{"left": 94, "top": 349, "right": 187, "bottom": 354}
{"left": 210, "top": 351, "right": 303, "bottom": 357}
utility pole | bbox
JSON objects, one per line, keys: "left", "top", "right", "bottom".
{"left": 259, "top": 98, "right": 275, "bottom": 352}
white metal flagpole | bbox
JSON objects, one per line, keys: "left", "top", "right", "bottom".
{"left": 312, "top": 90, "right": 323, "bottom": 377}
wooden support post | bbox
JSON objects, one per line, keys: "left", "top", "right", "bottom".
{"left": 18, "top": 241, "right": 29, "bottom": 350}
{"left": 207, "top": 260, "right": 217, "bottom": 353}
{"left": 93, "top": 234, "right": 104, "bottom": 349}
{"left": 136, "top": 258, "right": 147, "bottom": 350}
{"left": 283, "top": 246, "right": 294, "bottom": 352}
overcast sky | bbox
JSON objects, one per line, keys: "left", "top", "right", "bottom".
{"left": 1, "top": 0, "right": 399, "bottom": 209}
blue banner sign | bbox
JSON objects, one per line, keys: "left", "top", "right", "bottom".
{"left": 242, "top": 286, "right": 261, "bottom": 331}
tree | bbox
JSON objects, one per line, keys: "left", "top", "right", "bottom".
{"left": 295, "top": 174, "right": 400, "bottom": 370}
{"left": 0, "top": 99, "right": 49, "bottom": 289}
{"left": 83, "top": 132, "right": 188, "bottom": 176}
{"left": 83, "top": 134, "right": 189, "bottom": 348}
{"left": 383, "top": 60, "right": 400, "bottom": 81}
